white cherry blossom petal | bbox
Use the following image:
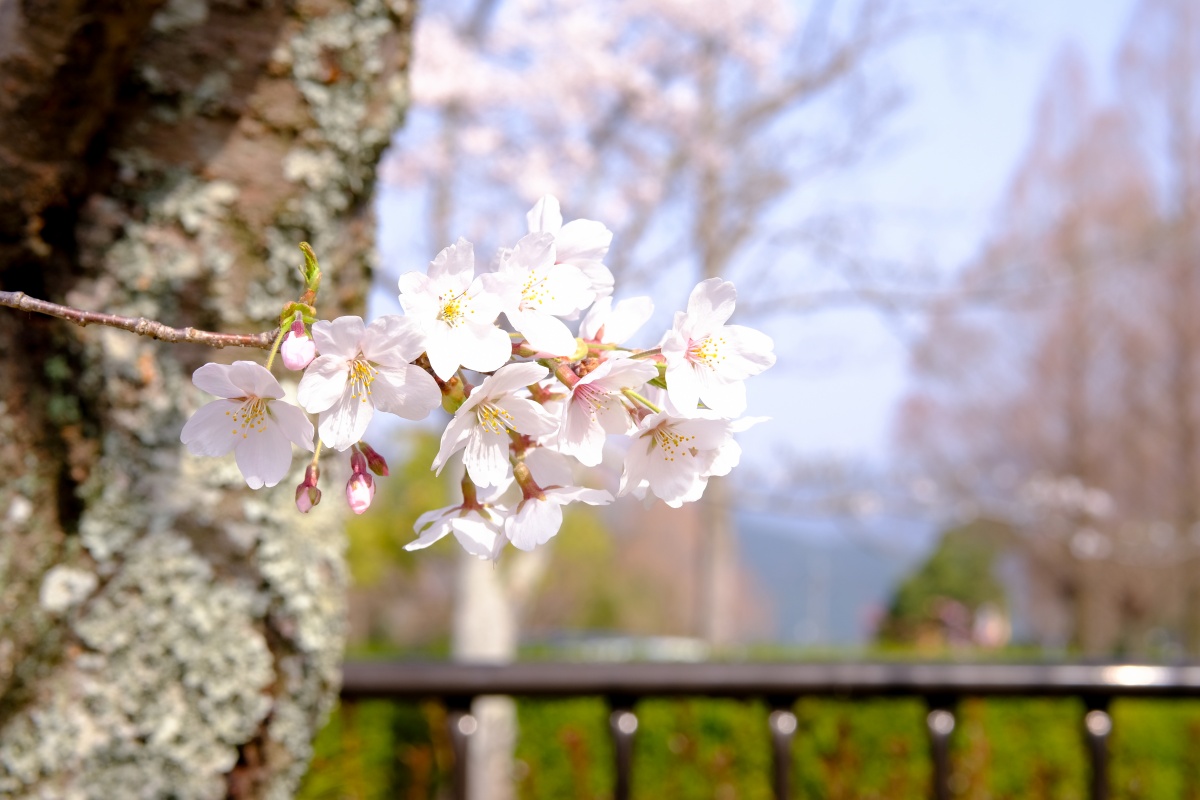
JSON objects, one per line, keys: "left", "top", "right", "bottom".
{"left": 228, "top": 361, "right": 285, "bottom": 400}
{"left": 427, "top": 237, "right": 475, "bottom": 292}
{"left": 312, "top": 316, "right": 366, "bottom": 358}
{"left": 297, "top": 355, "right": 350, "bottom": 414}
{"left": 362, "top": 315, "right": 427, "bottom": 365}
{"left": 317, "top": 388, "right": 374, "bottom": 451}
{"left": 682, "top": 278, "right": 737, "bottom": 337}
{"left": 371, "top": 363, "right": 441, "bottom": 420}
{"left": 526, "top": 194, "right": 563, "bottom": 234}
{"left": 509, "top": 309, "right": 578, "bottom": 356}
{"left": 269, "top": 401, "right": 316, "bottom": 452}
{"left": 180, "top": 400, "right": 241, "bottom": 456}
{"left": 465, "top": 429, "right": 511, "bottom": 487}
{"left": 234, "top": 421, "right": 294, "bottom": 489}
{"left": 191, "top": 363, "right": 243, "bottom": 399}
{"left": 506, "top": 499, "right": 563, "bottom": 551}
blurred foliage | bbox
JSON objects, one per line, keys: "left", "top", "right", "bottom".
{"left": 298, "top": 694, "right": 1200, "bottom": 798}
{"left": 879, "top": 520, "right": 1009, "bottom": 646}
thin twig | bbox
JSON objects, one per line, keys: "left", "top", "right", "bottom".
{"left": 0, "top": 290, "right": 277, "bottom": 349}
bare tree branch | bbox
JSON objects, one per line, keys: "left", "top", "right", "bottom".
{"left": 0, "top": 291, "right": 277, "bottom": 349}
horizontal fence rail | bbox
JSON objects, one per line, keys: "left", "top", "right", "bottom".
{"left": 339, "top": 661, "right": 1200, "bottom": 800}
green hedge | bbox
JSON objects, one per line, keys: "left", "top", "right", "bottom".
{"left": 298, "top": 695, "right": 1200, "bottom": 799}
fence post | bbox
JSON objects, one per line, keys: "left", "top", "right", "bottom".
{"left": 608, "top": 697, "right": 639, "bottom": 800}
{"left": 768, "top": 698, "right": 798, "bottom": 800}
{"left": 925, "top": 698, "right": 957, "bottom": 800}
{"left": 1083, "top": 696, "right": 1112, "bottom": 800}
{"left": 445, "top": 697, "right": 477, "bottom": 800}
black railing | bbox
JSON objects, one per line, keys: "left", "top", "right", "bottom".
{"left": 340, "top": 661, "right": 1200, "bottom": 800}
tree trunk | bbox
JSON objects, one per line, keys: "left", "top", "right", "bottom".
{"left": 0, "top": 0, "right": 414, "bottom": 795}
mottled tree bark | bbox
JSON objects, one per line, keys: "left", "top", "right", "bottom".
{"left": 0, "top": 0, "right": 414, "bottom": 795}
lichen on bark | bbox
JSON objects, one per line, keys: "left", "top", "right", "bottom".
{"left": 0, "top": 0, "right": 415, "bottom": 794}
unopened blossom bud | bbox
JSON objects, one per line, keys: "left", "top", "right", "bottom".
{"left": 280, "top": 318, "right": 316, "bottom": 371}
{"left": 346, "top": 472, "right": 375, "bottom": 515}
{"left": 295, "top": 464, "right": 321, "bottom": 513}
{"left": 356, "top": 441, "right": 389, "bottom": 477}
{"left": 349, "top": 447, "right": 368, "bottom": 476}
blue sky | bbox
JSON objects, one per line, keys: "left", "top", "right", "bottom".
{"left": 736, "top": 0, "right": 1138, "bottom": 466}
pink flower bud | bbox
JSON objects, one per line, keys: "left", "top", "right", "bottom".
{"left": 346, "top": 472, "right": 375, "bottom": 515}
{"left": 356, "top": 441, "right": 389, "bottom": 477}
{"left": 280, "top": 319, "right": 316, "bottom": 370}
{"left": 349, "top": 448, "right": 368, "bottom": 476}
{"left": 295, "top": 464, "right": 321, "bottom": 513}
{"left": 296, "top": 484, "right": 322, "bottom": 513}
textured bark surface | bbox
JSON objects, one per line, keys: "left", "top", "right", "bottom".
{"left": 0, "top": 0, "right": 414, "bottom": 795}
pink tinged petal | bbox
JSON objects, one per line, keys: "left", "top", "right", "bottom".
{"left": 510, "top": 309, "right": 577, "bottom": 356}
{"left": 372, "top": 364, "right": 441, "bottom": 420}
{"left": 664, "top": 360, "right": 702, "bottom": 416}
{"left": 479, "top": 272, "right": 523, "bottom": 316}
{"left": 524, "top": 447, "right": 575, "bottom": 487}
{"left": 480, "top": 362, "right": 550, "bottom": 395}
{"left": 405, "top": 518, "right": 455, "bottom": 551}
{"left": 424, "top": 328, "right": 463, "bottom": 382}
{"left": 496, "top": 396, "right": 558, "bottom": 436}
{"left": 228, "top": 361, "right": 285, "bottom": 400}
{"left": 297, "top": 355, "right": 349, "bottom": 414}
{"left": 588, "top": 359, "right": 658, "bottom": 392}
{"left": 428, "top": 238, "right": 475, "bottom": 292}
{"left": 579, "top": 296, "right": 611, "bottom": 341}
{"left": 507, "top": 232, "right": 557, "bottom": 273}
{"left": 534, "top": 264, "right": 593, "bottom": 316}
{"left": 720, "top": 324, "right": 777, "bottom": 379}
{"left": 601, "top": 297, "right": 653, "bottom": 344}
{"left": 672, "top": 417, "right": 734, "bottom": 450}
{"left": 397, "top": 271, "right": 440, "bottom": 317}
{"left": 527, "top": 194, "right": 563, "bottom": 234}
{"left": 450, "top": 516, "right": 502, "bottom": 558}
{"left": 456, "top": 321, "right": 513, "bottom": 374}
{"left": 561, "top": 401, "right": 605, "bottom": 466}
{"left": 180, "top": 400, "right": 242, "bottom": 456}
{"left": 660, "top": 329, "right": 688, "bottom": 363}
{"left": 317, "top": 388, "right": 374, "bottom": 451}
{"left": 234, "top": 421, "right": 294, "bottom": 489}
{"left": 595, "top": 399, "right": 635, "bottom": 436}
{"left": 362, "top": 315, "right": 428, "bottom": 365}
{"left": 707, "top": 437, "right": 742, "bottom": 478}
{"left": 698, "top": 377, "right": 747, "bottom": 418}
{"left": 312, "top": 316, "right": 366, "bottom": 358}
{"left": 683, "top": 278, "right": 737, "bottom": 338}
{"left": 268, "top": 400, "right": 316, "bottom": 452}
{"left": 547, "top": 486, "right": 613, "bottom": 505}
{"left": 465, "top": 275, "right": 505, "bottom": 321}
{"left": 191, "top": 363, "right": 243, "bottom": 398}
{"left": 464, "top": 428, "right": 511, "bottom": 487}
{"left": 432, "top": 412, "right": 476, "bottom": 475}
{"left": 577, "top": 262, "right": 614, "bottom": 300}
{"left": 505, "top": 499, "right": 564, "bottom": 551}
{"left": 555, "top": 219, "right": 612, "bottom": 264}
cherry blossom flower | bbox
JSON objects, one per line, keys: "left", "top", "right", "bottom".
{"left": 397, "top": 238, "right": 512, "bottom": 380}
{"left": 618, "top": 410, "right": 733, "bottom": 507}
{"left": 297, "top": 315, "right": 440, "bottom": 451}
{"left": 579, "top": 295, "right": 654, "bottom": 346}
{"left": 483, "top": 232, "right": 593, "bottom": 356}
{"left": 432, "top": 362, "right": 559, "bottom": 487}
{"left": 527, "top": 194, "right": 615, "bottom": 301}
{"left": 280, "top": 318, "right": 316, "bottom": 370}
{"left": 559, "top": 358, "right": 658, "bottom": 466}
{"left": 660, "top": 278, "right": 776, "bottom": 417}
{"left": 405, "top": 501, "right": 506, "bottom": 559}
{"left": 504, "top": 486, "right": 612, "bottom": 552}
{"left": 180, "top": 361, "right": 314, "bottom": 489}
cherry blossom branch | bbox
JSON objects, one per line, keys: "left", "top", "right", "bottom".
{"left": 0, "top": 290, "right": 277, "bottom": 349}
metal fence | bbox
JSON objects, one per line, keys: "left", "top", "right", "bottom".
{"left": 340, "top": 661, "right": 1200, "bottom": 800}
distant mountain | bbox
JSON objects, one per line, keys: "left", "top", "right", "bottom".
{"left": 735, "top": 511, "right": 937, "bottom": 646}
